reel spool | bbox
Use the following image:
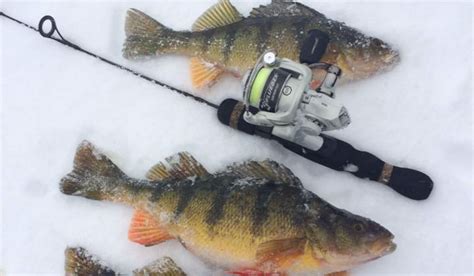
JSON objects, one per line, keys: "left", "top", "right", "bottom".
{"left": 241, "top": 52, "right": 350, "bottom": 151}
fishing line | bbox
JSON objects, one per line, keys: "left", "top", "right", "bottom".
{"left": 0, "top": 11, "right": 219, "bottom": 109}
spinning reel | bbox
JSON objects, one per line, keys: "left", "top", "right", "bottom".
{"left": 215, "top": 31, "right": 433, "bottom": 201}
{"left": 241, "top": 51, "right": 349, "bottom": 151}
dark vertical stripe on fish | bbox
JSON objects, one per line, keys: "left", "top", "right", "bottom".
{"left": 205, "top": 184, "right": 230, "bottom": 228}
{"left": 201, "top": 29, "right": 216, "bottom": 54}
{"left": 175, "top": 180, "right": 196, "bottom": 216}
{"left": 252, "top": 182, "right": 276, "bottom": 235}
{"left": 257, "top": 21, "right": 271, "bottom": 54}
{"left": 292, "top": 18, "right": 310, "bottom": 54}
{"left": 222, "top": 25, "right": 238, "bottom": 64}
{"left": 149, "top": 180, "right": 167, "bottom": 202}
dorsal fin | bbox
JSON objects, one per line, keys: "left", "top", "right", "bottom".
{"left": 192, "top": 0, "right": 243, "bottom": 31}
{"left": 64, "top": 247, "right": 116, "bottom": 276}
{"left": 133, "top": 257, "right": 186, "bottom": 276}
{"left": 249, "top": 1, "right": 321, "bottom": 18}
{"left": 220, "top": 160, "right": 303, "bottom": 188}
{"left": 146, "top": 152, "right": 209, "bottom": 181}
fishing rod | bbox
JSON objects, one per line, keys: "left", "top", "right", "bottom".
{"left": 0, "top": 11, "right": 218, "bottom": 109}
{"left": 1, "top": 11, "right": 433, "bottom": 200}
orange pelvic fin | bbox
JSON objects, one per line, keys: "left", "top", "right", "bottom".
{"left": 227, "top": 269, "right": 287, "bottom": 276}
{"left": 190, "top": 57, "right": 224, "bottom": 89}
{"left": 128, "top": 209, "right": 173, "bottom": 246}
{"left": 325, "top": 271, "right": 349, "bottom": 276}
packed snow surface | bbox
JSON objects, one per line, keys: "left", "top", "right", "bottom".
{"left": 1, "top": 0, "right": 472, "bottom": 275}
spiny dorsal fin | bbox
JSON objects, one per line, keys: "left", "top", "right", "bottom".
{"left": 221, "top": 160, "right": 303, "bottom": 188}
{"left": 249, "top": 1, "right": 321, "bottom": 18}
{"left": 190, "top": 57, "right": 225, "bottom": 88}
{"left": 133, "top": 257, "right": 186, "bottom": 276}
{"left": 146, "top": 152, "right": 209, "bottom": 181}
{"left": 64, "top": 247, "right": 116, "bottom": 276}
{"left": 192, "top": 0, "right": 243, "bottom": 31}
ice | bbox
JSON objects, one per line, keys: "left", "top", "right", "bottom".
{"left": 1, "top": 0, "right": 472, "bottom": 275}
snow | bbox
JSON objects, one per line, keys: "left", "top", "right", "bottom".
{"left": 1, "top": 0, "right": 472, "bottom": 275}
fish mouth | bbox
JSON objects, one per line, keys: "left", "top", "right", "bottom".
{"left": 337, "top": 48, "right": 401, "bottom": 80}
{"left": 382, "top": 50, "right": 401, "bottom": 67}
{"left": 369, "top": 234, "right": 396, "bottom": 257}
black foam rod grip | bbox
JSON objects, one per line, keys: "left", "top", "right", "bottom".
{"left": 277, "top": 136, "right": 433, "bottom": 200}
{"left": 217, "top": 99, "right": 433, "bottom": 200}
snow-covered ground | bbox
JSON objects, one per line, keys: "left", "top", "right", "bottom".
{"left": 1, "top": 0, "right": 472, "bottom": 275}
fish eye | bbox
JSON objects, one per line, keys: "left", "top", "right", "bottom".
{"left": 372, "top": 38, "right": 383, "bottom": 46}
{"left": 353, "top": 223, "right": 364, "bottom": 232}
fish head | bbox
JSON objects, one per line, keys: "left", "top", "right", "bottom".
{"left": 306, "top": 208, "right": 396, "bottom": 269}
{"left": 313, "top": 19, "right": 400, "bottom": 81}
{"left": 335, "top": 35, "right": 400, "bottom": 81}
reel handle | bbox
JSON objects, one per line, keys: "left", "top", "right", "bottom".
{"left": 217, "top": 99, "right": 433, "bottom": 200}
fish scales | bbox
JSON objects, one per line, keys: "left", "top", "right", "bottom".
{"left": 60, "top": 141, "right": 396, "bottom": 274}
{"left": 123, "top": 0, "right": 400, "bottom": 88}
{"left": 65, "top": 247, "right": 187, "bottom": 276}
{"left": 183, "top": 18, "right": 310, "bottom": 72}
{"left": 146, "top": 175, "right": 307, "bottom": 266}
{"left": 145, "top": 175, "right": 305, "bottom": 239}
{"left": 123, "top": 1, "right": 400, "bottom": 88}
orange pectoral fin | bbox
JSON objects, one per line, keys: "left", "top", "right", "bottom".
{"left": 128, "top": 209, "right": 173, "bottom": 246}
{"left": 190, "top": 57, "right": 224, "bottom": 89}
{"left": 256, "top": 238, "right": 306, "bottom": 270}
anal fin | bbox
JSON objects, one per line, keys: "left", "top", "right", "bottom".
{"left": 190, "top": 57, "right": 224, "bottom": 89}
{"left": 128, "top": 209, "right": 173, "bottom": 247}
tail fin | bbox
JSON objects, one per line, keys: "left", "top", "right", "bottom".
{"left": 65, "top": 247, "right": 116, "bottom": 276}
{"left": 134, "top": 257, "right": 186, "bottom": 276}
{"left": 123, "top": 9, "right": 169, "bottom": 59}
{"left": 65, "top": 247, "right": 186, "bottom": 276}
{"left": 60, "top": 141, "right": 126, "bottom": 201}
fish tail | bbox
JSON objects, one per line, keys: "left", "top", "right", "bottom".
{"left": 65, "top": 247, "right": 186, "bottom": 276}
{"left": 134, "top": 256, "right": 187, "bottom": 276}
{"left": 123, "top": 9, "right": 179, "bottom": 59}
{"left": 64, "top": 247, "right": 116, "bottom": 276}
{"left": 60, "top": 141, "right": 128, "bottom": 202}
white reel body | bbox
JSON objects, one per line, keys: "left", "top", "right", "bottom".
{"left": 242, "top": 52, "right": 350, "bottom": 151}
